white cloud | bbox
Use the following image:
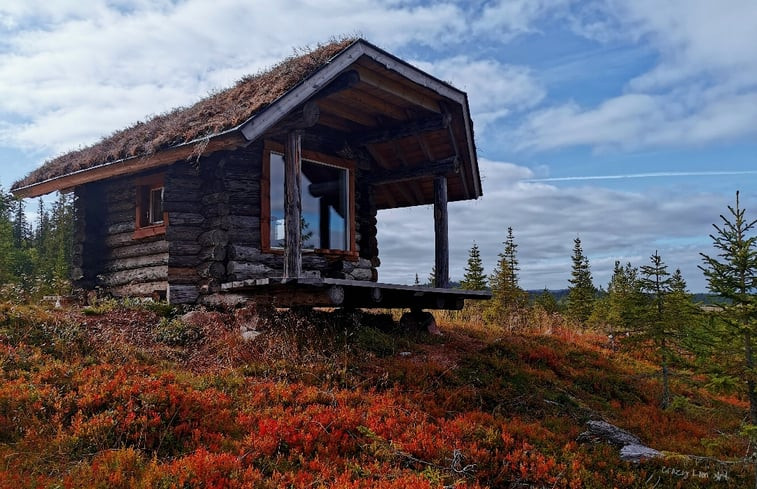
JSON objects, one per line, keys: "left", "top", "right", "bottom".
{"left": 516, "top": 0, "right": 757, "bottom": 152}
{"left": 0, "top": 0, "right": 469, "bottom": 156}
{"left": 514, "top": 89, "right": 757, "bottom": 152}
{"left": 474, "top": 0, "right": 570, "bottom": 41}
{"left": 415, "top": 57, "right": 545, "bottom": 129}
{"left": 609, "top": 0, "right": 757, "bottom": 91}
{"left": 377, "top": 159, "right": 728, "bottom": 291}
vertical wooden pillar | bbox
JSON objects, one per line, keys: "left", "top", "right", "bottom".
{"left": 433, "top": 174, "right": 449, "bottom": 288}
{"left": 284, "top": 130, "right": 302, "bottom": 280}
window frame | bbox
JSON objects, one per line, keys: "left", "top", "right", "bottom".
{"left": 261, "top": 141, "right": 357, "bottom": 258}
{"left": 133, "top": 173, "right": 168, "bottom": 239}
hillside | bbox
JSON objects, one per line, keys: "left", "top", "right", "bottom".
{"left": 0, "top": 301, "right": 752, "bottom": 488}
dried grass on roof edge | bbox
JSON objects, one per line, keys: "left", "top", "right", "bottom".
{"left": 13, "top": 37, "right": 357, "bottom": 191}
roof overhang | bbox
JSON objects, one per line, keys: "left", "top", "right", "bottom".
{"left": 239, "top": 39, "right": 481, "bottom": 208}
{"left": 12, "top": 132, "right": 246, "bottom": 198}
{"left": 13, "top": 39, "right": 481, "bottom": 206}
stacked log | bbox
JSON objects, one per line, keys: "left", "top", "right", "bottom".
{"left": 85, "top": 174, "right": 169, "bottom": 298}
{"left": 164, "top": 164, "right": 204, "bottom": 304}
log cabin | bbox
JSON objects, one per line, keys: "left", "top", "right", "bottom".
{"left": 12, "top": 38, "right": 490, "bottom": 309}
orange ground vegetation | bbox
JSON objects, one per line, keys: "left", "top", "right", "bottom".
{"left": 0, "top": 302, "right": 752, "bottom": 488}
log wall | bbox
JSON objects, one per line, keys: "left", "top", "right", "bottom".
{"left": 71, "top": 139, "right": 380, "bottom": 305}
{"left": 195, "top": 141, "right": 379, "bottom": 305}
{"left": 73, "top": 173, "right": 169, "bottom": 298}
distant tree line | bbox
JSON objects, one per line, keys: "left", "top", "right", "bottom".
{"left": 0, "top": 184, "right": 74, "bottom": 299}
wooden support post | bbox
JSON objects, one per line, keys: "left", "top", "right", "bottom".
{"left": 434, "top": 175, "right": 449, "bottom": 288}
{"left": 284, "top": 130, "right": 303, "bottom": 280}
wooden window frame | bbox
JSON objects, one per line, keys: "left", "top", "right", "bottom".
{"left": 262, "top": 141, "right": 357, "bottom": 259}
{"left": 133, "top": 173, "right": 168, "bottom": 239}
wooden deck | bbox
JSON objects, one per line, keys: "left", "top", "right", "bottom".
{"left": 220, "top": 277, "right": 491, "bottom": 310}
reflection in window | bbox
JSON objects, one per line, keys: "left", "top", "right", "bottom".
{"left": 269, "top": 152, "right": 349, "bottom": 251}
{"left": 148, "top": 187, "right": 164, "bottom": 225}
{"left": 138, "top": 183, "right": 164, "bottom": 227}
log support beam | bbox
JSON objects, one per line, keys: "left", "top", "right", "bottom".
{"left": 365, "top": 156, "right": 458, "bottom": 186}
{"left": 348, "top": 113, "right": 451, "bottom": 147}
{"left": 284, "top": 130, "right": 303, "bottom": 280}
{"left": 434, "top": 175, "right": 449, "bottom": 289}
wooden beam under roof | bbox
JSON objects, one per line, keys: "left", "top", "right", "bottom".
{"left": 310, "top": 70, "right": 361, "bottom": 100}
{"left": 365, "top": 156, "right": 458, "bottom": 186}
{"left": 354, "top": 66, "right": 442, "bottom": 114}
{"left": 316, "top": 97, "right": 378, "bottom": 127}
{"left": 348, "top": 113, "right": 450, "bottom": 147}
{"left": 331, "top": 84, "right": 408, "bottom": 121}
{"left": 391, "top": 141, "right": 425, "bottom": 203}
{"left": 265, "top": 101, "right": 320, "bottom": 136}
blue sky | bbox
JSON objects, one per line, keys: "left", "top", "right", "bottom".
{"left": 1, "top": 0, "right": 756, "bottom": 291}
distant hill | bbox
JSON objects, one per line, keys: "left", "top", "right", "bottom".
{"left": 526, "top": 289, "right": 724, "bottom": 305}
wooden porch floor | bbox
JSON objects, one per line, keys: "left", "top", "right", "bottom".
{"left": 220, "top": 277, "right": 491, "bottom": 310}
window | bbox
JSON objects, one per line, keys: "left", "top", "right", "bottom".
{"left": 134, "top": 174, "right": 167, "bottom": 239}
{"left": 263, "top": 145, "right": 354, "bottom": 254}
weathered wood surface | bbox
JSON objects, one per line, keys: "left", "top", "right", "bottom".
{"left": 168, "top": 266, "right": 200, "bottom": 284}
{"left": 199, "top": 229, "right": 228, "bottom": 247}
{"left": 349, "top": 113, "right": 450, "bottom": 147}
{"left": 99, "top": 266, "right": 169, "bottom": 287}
{"left": 109, "top": 281, "right": 168, "bottom": 298}
{"left": 165, "top": 226, "right": 202, "bottom": 241}
{"left": 267, "top": 100, "right": 320, "bottom": 134}
{"left": 220, "top": 277, "right": 489, "bottom": 309}
{"left": 74, "top": 174, "right": 170, "bottom": 294}
{"left": 106, "top": 240, "right": 169, "bottom": 259}
{"left": 167, "top": 284, "right": 199, "bottom": 304}
{"left": 433, "top": 175, "right": 449, "bottom": 289}
{"left": 74, "top": 128, "right": 385, "bottom": 303}
{"left": 101, "top": 253, "right": 169, "bottom": 273}
{"left": 15, "top": 132, "right": 245, "bottom": 198}
{"left": 365, "top": 156, "right": 458, "bottom": 186}
{"left": 283, "top": 130, "right": 303, "bottom": 279}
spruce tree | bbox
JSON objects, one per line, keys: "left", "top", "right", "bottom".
{"left": 48, "top": 192, "right": 74, "bottom": 280}
{"left": 566, "top": 236, "right": 596, "bottom": 323}
{"left": 605, "top": 261, "right": 643, "bottom": 330}
{"left": 460, "top": 242, "right": 487, "bottom": 290}
{"left": 534, "top": 288, "right": 559, "bottom": 314}
{"left": 0, "top": 185, "right": 14, "bottom": 283}
{"left": 638, "top": 251, "right": 674, "bottom": 409}
{"left": 503, "top": 227, "right": 519, "bottom": 288}
{"left": 700, "top": 191, "right": 757, "bottom": 423}
{"left": 486, "top": 229, "right": 526, "bottom": 321}
{"left": 12, "top": 199, "right": 30, "bottom": 249}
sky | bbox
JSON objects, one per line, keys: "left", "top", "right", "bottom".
{"left": 1, "top": 0, "right": 756, "bottom": 292}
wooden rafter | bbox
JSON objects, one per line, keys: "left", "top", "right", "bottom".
{"left": 348, "top": 113, "right": 450, "bottom": 147}
{"left": 354, "top": 66, "right": 442, "bottom": 113}
{"left": 391, "top": 141, "right": 425, "bottom": 203}
{"left": 316, "top": 97, "right": 378, "bottom": 127}
{"left": 365, "top": 156, "right": 458, "bottom": 186}
{"left": 332, "top": 85, "right": 408, "bottom": 121}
